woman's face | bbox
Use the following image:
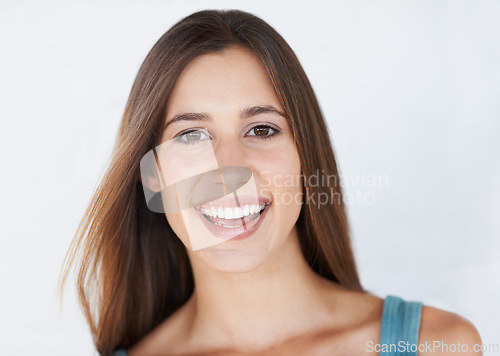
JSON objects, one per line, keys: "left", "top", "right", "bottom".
{"left": 159, "top": 45, "right": 303, "bottom": 273}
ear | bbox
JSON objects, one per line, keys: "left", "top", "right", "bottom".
{"left": 141, "top": 173, "right": 163, "bottom": 192}
{"left": 139, "top": 149, "right": 165, "bottom": 192}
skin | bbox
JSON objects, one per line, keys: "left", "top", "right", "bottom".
{"left": 129, "top": 45, "right": 482, "bottom": 355}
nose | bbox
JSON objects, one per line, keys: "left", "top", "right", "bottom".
{"left": 213, "top": 136, "right": 248, "bottom": 168}
{"left": 212, "top": 137, "right": 254, "bottom": 195}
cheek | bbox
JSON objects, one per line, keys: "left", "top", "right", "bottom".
{"left": 252, "top": 139, "right": 301, "bottom": 176}
{"left": 253, "top": 142, "right": 303, "bottom": 213}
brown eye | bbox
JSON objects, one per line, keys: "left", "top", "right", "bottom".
{"left": 247, "top": 125, "right": 279, "bottom": 139}
{"left": 254, "top": 126, "right": 270, "bottom": 136}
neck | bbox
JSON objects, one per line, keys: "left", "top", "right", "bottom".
{"left": 184, "top": 228, "right": 339, "bottom": 351}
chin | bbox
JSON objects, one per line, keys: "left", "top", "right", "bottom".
{"left": 193, "top": 247, "right": 269, "bottom": 274}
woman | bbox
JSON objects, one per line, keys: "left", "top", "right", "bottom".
{"left": 60, "top": 9, "right": 481, "bottom": 355}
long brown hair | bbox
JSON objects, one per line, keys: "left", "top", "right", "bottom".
{"left": 58, "top": 9, "right": 362, "bottom": 355}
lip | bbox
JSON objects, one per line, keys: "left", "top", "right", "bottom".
{"left": 194, "top": 201, "right": 271, "bottom": 241}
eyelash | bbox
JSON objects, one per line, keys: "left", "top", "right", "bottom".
{"left": 175, "top": 124, "right": 280, "bottom": 144}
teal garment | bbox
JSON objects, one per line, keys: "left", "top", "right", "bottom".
{"left": 379, "top": 295, "right": 423, "bottom": 356}
{"left": 111, "top": 295, "right": 422, "bottom": 356}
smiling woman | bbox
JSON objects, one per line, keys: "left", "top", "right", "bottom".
{"left": 59, "top": 9, "right": 482, "bottom": 356}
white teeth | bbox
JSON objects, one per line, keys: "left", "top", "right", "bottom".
{"left": 200, "top": 204, "right": 266, "bottom": 219}
{"left": 224, "top": 207, "right": 234, "bottom": 219}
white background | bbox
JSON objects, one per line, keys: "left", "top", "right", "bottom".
{"left": 1, "top": 0, "right": 499, "bottom": 355}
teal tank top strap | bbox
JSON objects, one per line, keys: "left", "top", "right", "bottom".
{"left": 379, "top": 295, "right": 423, "bottom": 356}
{"left": 110, "top": 348, "right": 127, "bottom": 356}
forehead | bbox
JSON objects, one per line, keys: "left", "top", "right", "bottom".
{"left": 166, "top": 46, "right": 282, "bottom": 114}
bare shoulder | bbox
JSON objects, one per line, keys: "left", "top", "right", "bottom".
{"left": 127, "top": 317, "right": 183, "bottom": 356}
{"left": 314, "top": 282, "right": 385, "bottom": 349}
{"left": 419, "top": 305, "right": 482, "bottom": 355}
{"left": 127, "top": 297, "right": 195, "bottom": 356}
{"left": 318, "top": 278, "right": 385, "bottom": 314}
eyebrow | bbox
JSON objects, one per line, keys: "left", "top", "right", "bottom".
{"left": 164, "top": 105, "right": 287, "bottom": 130}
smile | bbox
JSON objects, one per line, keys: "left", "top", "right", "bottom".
{"left": 193, "top": 200, "right": 271, "bottom": 240}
